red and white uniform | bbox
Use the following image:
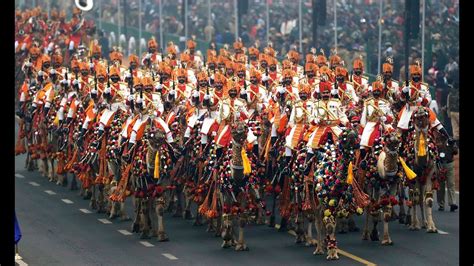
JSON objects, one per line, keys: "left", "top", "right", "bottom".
{"left": 360, "top": 98, "right": 394, "bottom": 148}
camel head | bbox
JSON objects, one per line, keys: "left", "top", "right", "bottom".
{"left": 384, "top": 131, "right": 401, "bottom": 153}
{"left": 412, "top": 106, "right": 430, "bottom": 131}
{"left": 231, "top": 121, "right": 248, "bottom": 145}
{"left": 147, "top": 127, "right": 166, "bottom": 150}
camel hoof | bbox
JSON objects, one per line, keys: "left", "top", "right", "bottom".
{"left": 381, "top": 240, "right": 393, "bottom": 245}
{"left": 158, "top": 232, "right": 169, "bottom": 242}
{"left": 183, "top": 210, "right": 194, "bottom": 220}
{"left": 313, "top": 248, "right": 325, "bottom": 255}
{"left": 120, "top": 215, "right": 131, "bottom": 222}
{"left": 349, "top": 226, "right": 360, "bottom": 232}
{"left": 221, "top": 241, "right": 233, "bottom": 249}
{"left": 206, "top": 226, "right": 216, "bottom": 233}
{"left": 140, "top": 231, "right": 151, "bottom": 239}
{"left": 427, "top": 228, "right": 438, "bottom": 233}
{"left": 235, "top": 244, "right": 249, "bottom": 251}
{"left": 362, "top": 232, "right": 370, "bottom": 240}
{"left": 109, "top": 213, "right": 119, "bottom": 220}
{"left": 256, "top": 218, "right": 265, "bottom": 225}
{"left": 305, "top": 239, "right": 317, "bottom": 247}
{"left": 131, "top": 223, "right": 140, "bottom": 233}
{"left": 370, "top": 230, "right": 379, "bottom": 241}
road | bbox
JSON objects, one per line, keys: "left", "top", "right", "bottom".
{"left": 15, "top": 154, "right": 459, "bottom": 266}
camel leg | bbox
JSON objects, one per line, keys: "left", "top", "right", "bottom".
{"left": 370, "top": 211, "right": 380, "bottom": 241}
{"left": 419, "top": 183, "right": 427, "bottom": 229}
{"left": 139, "top": 199, "right": 151, "bottom": 239}
{"left": 235, "top": 214, "right": 249, "bottom": 251}
{"left": 156, "top": 197, "right": 169, "bottom": 241}
{"left": 120, "top": 202, "right": 131, "bottom": 221}
{"left": 381, "top": 205, "right": 394, "bottom": 245}
{"left": 131, "top": 197, "right": 141, "bottom": 233}
{"left": 362, "top": 206, "right": 370, "bottom": 240}
{"left": 97, "top": 185, "right": 106, "bottom": 213}
{"left": 398, "top": 183, "right": 406, "bottom": 223}
{"left": 409, "top": 194, "right": 420, "bottom": 231}
{"left": 348, "top": 214, "right": 360, "bottom": 232}
{"left": 313, "top": 210, "right": 325, "bottom": 255}
{"left": 90, "top": 185, "right": 97, "bottom": 209}
{"left": 183, "top": 191, "right": 194, "bottom": 220}
{"left": 268, "top": 193, "right": 277, "bottom": 227}
{"left": 424, "top": 176, "right": 437, "bottom": 233}
{"left": 70, "top": 173, "right": 79, "bottom": 191}
{"left": 221, "top": 214, "right": 234, "bottom": 248}
{"left": 172, "top": 187, "right": 183, "bottom": 217}
{"left": 324, "top": 216, "right": 339, "bottom": 260}
{"left": 305, "top": 215, "right": 317, "bottom": 246}
{"left": 295, "top": 213, "right": 306, "bottom": 244}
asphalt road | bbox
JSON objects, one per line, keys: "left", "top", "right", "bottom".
{"left": 14, "top": 125, "right": 459, "bottom": 266}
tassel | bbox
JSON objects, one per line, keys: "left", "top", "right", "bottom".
{"left": 53, "top": 114, "right": 60, "bottom": 126}
{"left": 64, "top": 149, "right": 78, "bottom": 172}
{"left": 242, "top": 148, "right": 251, "bottom": 175}
{"left": 351, "top": 176, "right": 370, "bottom": 208}
{"left": 417, "top": 132, "right": 427, "bottom": 156}
{"left": 56, "top": 152, "right": 65, "bottom": 175}
{"left": 263, "top": 135, "right": 271, "bottom": 161}
{"left": 15, "top": 137, "right": 26, "bottom": 155}
{"left": 154, "top": 150, "right": 160, "bottom": 179}
{"left": 399, "top": 157, "right": 417, "bottom": 180}
{"left": 346, "top": 162, "right": 354, "bottom": 184}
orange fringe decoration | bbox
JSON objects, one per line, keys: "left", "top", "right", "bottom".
{"left": 302, "top": 181, "right": 315, "bottom": 212}
{"left": 198, "top": 181, "right": 213, "bottom": 216}
{"left": 56, "top": 152, "right": 66, "bottom": 175}
{"left": 279, "top": 174, "right": 291, "bottom": 218}
{"left": 64, "top": 149, "right": 78, "bottom": 172}
{"left": 95, "top": 137, "right": 108, "bottom": 184}
{"left": 109, "top": 164, "right": 132, "bottom": 202}
{"left": 206, "top": 180, "right": 219, "bottom": 219}
{"left": 351, "top": 176, "right": 370, "bottom": 208}
{"left": 15, "top": 121, "right": 27, "bottom": 155}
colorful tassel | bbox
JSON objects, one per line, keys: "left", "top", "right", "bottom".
{"left": 417, "top": 132, "right": 427, "bottom": 157}
{"left": 399, "top": 157, "right": 417, "bottom": 180}
{"left": 242, "top": 148, "right": 251, "bottom": 175}
{"left": 154, "top": 150, "right": 160, "bottom": 179}
{"left": 346, "top": 162, "right": 354, "bottom": 184}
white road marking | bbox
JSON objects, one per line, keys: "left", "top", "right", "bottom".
{"left": 118, "top": 229, "right": 133, "bottom": 236}
{"left": 139, "top": 241, "right": 154, "bottom": 247}
{"left": 162, "top": 253, "right": 178, "bottom": 260}
{"left": 15, "top": 174, "right": 25, "bottom": 178}
{"left": 61, "top": 199, "right": 74, "bottom": 204}
{"left": 15, "top": 254, "right": 28, "bottom": 266}
{"left": 44, "top": 190, "right": 56, "bottom": 195}
{"left": 437, "top": 229, "right": 449, "bottom": 235}
{"left": 28, "top": 182, "right": 40, "bottom": 186}
{"left": 79, "top": 208, "right": 92, "bottom": 214}
{"left": 98, "top": 218, "right": 112, "bottom": 224}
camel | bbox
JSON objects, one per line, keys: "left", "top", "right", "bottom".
{"left": 361, "top": 131, "right": 402, "bottom": 245}
{"left": 404, "top": 106, "right": 438, "bottom": 233}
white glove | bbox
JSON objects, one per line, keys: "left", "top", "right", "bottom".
{"left": 21, "top": 42, "right": 27, "bottom": 51}
{"left": 128, "top": 95, "right": 134, "bottom": 101}
{"left": 380, "top": 116, "right": 387, "bottom": 122}
{"left": 89, "top": 63, "right": 94, "bottom": 69}
{"left": 50, "top": 69, "right": 56, "bottom": 75}
{"left": 15, "top": 41, "right": 18, "bottom": 50}
{"left": 277, "top": 86, "right": 285, "bottom": 94}
{"left": 417, "top": 97, "right": 423, "bottom": 103}
{"left": 38, "top": 70, "right": 44, "bottom": 76}
{"left": 157, "top": 84, "right": 163, "bottom": 90}
{"left": 313, "top": 117, "right": 320, "bottom": 124}
{"left": 192, "top": 90, "right": 199, "bottom": 97}
{"left": 315, "top": 87, "right": 320, "bottom": 93}
{"left": 48, "top": 42, "right": 54, "bottom": 51}
{"left": 262, "top": 75, "right": 270, "bottom": 82}
{"left": 91, "top": 88, "right": 98, "bottom": 95}
{"left": 331, "top": 88, "right": 338, "bottom": 95}
{"left": 125, "top": 72, "right": 132, "bottom": 79}
{"left": 73, "top": 79, "right": 79, "bottom": 85}
{"left": 104, "top": 87, "right": 111, "bottom": 94}
{"left": 204, "top": 94, "right": 210, "bottom": 100}
{"left": 169, "top": 89, "right": 176, "bottom": 95}
{"left": 210, "top": 74, "right": 215, "bottom": 80}
{"left": 61, "top": 79, "right": 67, "bottom": 84}
{"left": 402, "top": 86, "right": 409, "bottom": 93}
{"left": 240, "top": 89, "right": 247, "bottom": 95}
{"left": 69, "top": 40, "right": 75, "bottom": 50}
{"left": 136, "top": 97, "right": 143, "bottom": 104}
{"left": 25, "top": 61, "right": 32, "bottom": 67}
{"left": 368, "top": 86, "right": 373, "bottom": 92}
